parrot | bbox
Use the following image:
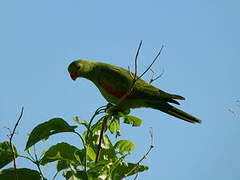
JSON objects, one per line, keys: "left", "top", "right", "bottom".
{"left": 68, "top": 59, "right": 201, "bottom": 123}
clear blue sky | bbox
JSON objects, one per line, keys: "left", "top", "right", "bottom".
{"left": 1, "top": 0, "right": 240, "bottom": 179}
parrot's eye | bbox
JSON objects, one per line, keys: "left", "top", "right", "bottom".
{"left": 77, "top": 66, "right": 81, "bottom": 70}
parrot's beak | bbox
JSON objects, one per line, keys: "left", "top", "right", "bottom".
{"left": 70, "top": 73, "right": 78, "bottom": 80}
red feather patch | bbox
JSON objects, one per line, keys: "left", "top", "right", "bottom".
{"left": 100, "top": 82, "right": 137, "bottom": 99}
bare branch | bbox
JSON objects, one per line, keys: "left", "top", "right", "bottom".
{"left": 149, "top": 69, "right": 154, "bottom": 79}
{"left": 8, "top": 107, "right": 24, "bottom": 180}
{"left": 116, "top": 41, "right": 144, "bottom": 107}
{"left": 127, "top": 66, "right": 134, "bottom": 80}
{"left": 117, "top": 43, "right": 164, "bottom": 107}
{"left": 134, "top": 40, "right": 143, "bottom": 79}
{"left": 138, "top": 45, "right": 164, "bottom": 79}
{"left": 133, "top": 173, "right": 139, "bottom": 180}
{"left": 149, "top": 68, "right": 164, "bottom": 84}
{"left": 121, "top": 128, "right": 154, "bottom": 179}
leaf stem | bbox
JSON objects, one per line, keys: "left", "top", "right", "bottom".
{"left": 73, "top": 131, "right": 87, "bottom": 171}
{"left": 17, "top": 154, "right": 35, "bottom": 163}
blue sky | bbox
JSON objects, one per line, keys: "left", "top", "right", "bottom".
{"left": 1, "top": 0, "right": 240, "bottom": 179}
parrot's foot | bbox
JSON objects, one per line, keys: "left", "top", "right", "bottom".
{"left": 106, "top": 104, "right": 131, "bottom": 117}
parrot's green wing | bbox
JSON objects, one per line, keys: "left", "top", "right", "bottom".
{"left": 94, "top": 62, "right": 185, "bottom": 104}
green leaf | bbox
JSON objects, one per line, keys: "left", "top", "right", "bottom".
{"left": 0, "top": 142, "right": 17, "bottom": 169}
{"left": 63, "top": 170, "right": 88, "bottom": 180}
{"left": 40, "top": 142, "right": 81, "bottom": 165}
{"left": 57, "top": 160, "right": 69, "bottom": 171}
{"left": 74, "top": 149, "right": 85, "bottom": 165}
{"left": 111, "top": 162, "right": 149, "bottom": 179}
{"left": 84, "top": 135, "right": 115, "bottom": 161}
{"left": 123, "top": 115, "right": 142, "bottom": 127}
{"left": 109, "top": 118, "right": 120, "bottom": 134}
{"left": 25, "top": 118, "right": 77, "bottom": 149}
{"left": 100, "top": 148, "right": 116, "bottom": 161}
{"left": 0, "top": 168, "right": 41, "bottom": 180}
{"left": 114, "top": 140, "right": 135, "bottom": 153}
{"left": 87, "top": 160, "right": 112, "bottom": 178}
{"left": 86, "top": 146, "right": 96, "bottom": 161}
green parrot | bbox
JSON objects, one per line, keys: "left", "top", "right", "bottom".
{"left": 68, "top": 59, "right": 201, "bottom": 123}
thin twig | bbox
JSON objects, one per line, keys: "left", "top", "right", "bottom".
{"left": 149, "top": 68, "right": 164, "bottom": 84}
{"left": 116, "top": 41, "right": 144, "bottom": 106}
{"left": 134, "top": 40, "right": 142, "bottom": 79}
{"left": 121, "top": 128, "right": 154, "bottom": 179}
{"left": 33, "top": 145, "right": 38, "bottom": 162}
{"left": 138, "top": 45, "right": 164, "bottom": 79}
{"left": 73, "top": 131, "right": 88, "bottom": 171}
{"left": 128, "top": 66, "right": 134, "bottom": 79}
{"left": 7, "top": 107, "right": 24, "bottom": 180}
{"left": 117, "top": 43, "right": 164, "bottom": 107}
{"left": 52, "top": 171, "right": 59, "bottom": 180}
{"left": 26, "top": 148, "right": 35, "bottom": 162}
{"left": 18, "top": 155, "right": 35, "bottom": 163}
{"left": 133, "top": 173, "right": 139, "bottom": 180}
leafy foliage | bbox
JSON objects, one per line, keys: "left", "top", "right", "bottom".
{"left": 111, "top": 162, "right": 148, "bottom": 179}
{"left": 1, "top": 105, "right": 149, "bottom": 180}
{"left": 0, "top": 142, "right": 17, "bottom": 169}
{"left": 63, "top": 170, "right": 88, "bottom": 180}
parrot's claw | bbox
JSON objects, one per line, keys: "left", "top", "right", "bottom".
{"left": 106, "top": 106, "right": 119, "bottom": 116}
{"left": 106, "top": 105, "right": 131, "bottom": 117}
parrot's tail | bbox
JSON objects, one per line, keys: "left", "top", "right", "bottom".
{"left": 153, "top": 103, "right": 201, "bottom": 123}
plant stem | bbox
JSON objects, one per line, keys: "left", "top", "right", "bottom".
{"left": 95, "top": 115, "right": 109, "bottom": 163}
{"left": 8, "top": 107, "right": 24, "bottom": 180}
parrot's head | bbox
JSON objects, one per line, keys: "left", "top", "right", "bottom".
{"left": 68, "top": 59, "right": 92, "bottom": 80}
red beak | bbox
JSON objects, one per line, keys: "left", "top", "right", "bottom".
{"left": 70, "top": 73, "right": 78, "bottom": 80}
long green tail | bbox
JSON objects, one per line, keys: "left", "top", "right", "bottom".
{"left": 153, "top": 103, "right": 201, "bottom": 123}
